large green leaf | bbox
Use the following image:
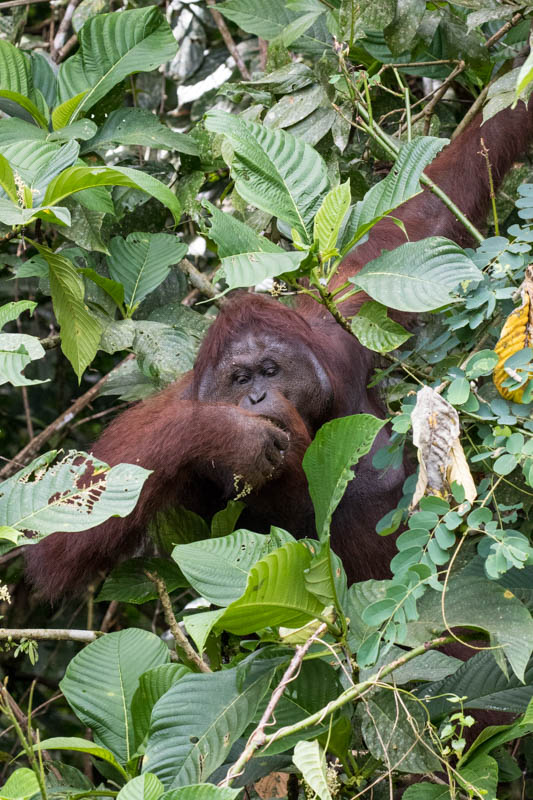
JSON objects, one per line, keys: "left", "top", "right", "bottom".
{"left": 0, "top": 199, "right": 70, "bottom": 228}
{"left": 107, "top": 233, "right": 187, "bottom": 309}
{"left": 204, "top": 200, "right": 281, "bottom": 257}
{"left": 0, "top": 140, "right": 77, "bottom": 200}
{"left": 416, "top": 651, "right": 533, "bottom": 716}
{"left": 339, "top": 137, "right": 447, "bottom": 254}
{"left": 405, "top": 577, "right": 533, "bottom": 682}
{"left": 350, "top": 237, "right": 482, "bottom": 312}
{"left": 218, "top": 250, "right": 307, "bottom": 292}
{"left": 216, "top": 541, "right": 326, "bottom": 634}
{"left": 361, "top": 691, "right": 440, "bottom": 773}
{"left": 43, "top": 165, "right": 181, "bottom": 224}
{"left": 131, "top": 664, "right": 190, "bottom": 751}
{"left": 144, "top": 660, "right": 274, "bottom": 787}
{"left": 57, "top": 7, "right": 178, "bottom": 121}
{"left": 82, "top": 108, "right": 199, "bottom": 156}
{"left": 60, "top": 629, "right": 169, "bottom": 764}
{"left": 252, "top": 659, "right": 342, "bottom": 755}
{"left": 0, "top": 450, "right": 150, "bottom": 535}
{"left": 303, "top": 414, "right": 387, "bottom": 540}
{"left": 34, "top": 244, "right": 102, "bottom": 380}
{"left": 172, "top": 529, "right": 295, "bottom": 607}
{"left": 205, "top": 110, "right": 328, "bottom": 242}
{"left": 160, "top": 787, "right": 241, "bottom": 800}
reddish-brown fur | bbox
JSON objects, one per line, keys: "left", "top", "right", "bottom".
{"left": 25, "top": 102, "right": 533, "bottom": 601}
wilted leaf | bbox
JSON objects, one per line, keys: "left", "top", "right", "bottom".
{"left": 494, "top": 266, "right": 533, "bottom": 402}
{"left": 411, "top": 386, "right": 476, "bottom": 506}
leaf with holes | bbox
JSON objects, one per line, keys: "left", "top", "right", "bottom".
{"left": 144, "top": 659, "right": 275, "bottom": 787}
{"left": 0, "top": 450, "right": 150, "bottom": 536}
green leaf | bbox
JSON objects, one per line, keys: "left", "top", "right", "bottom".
{"left": 252, "top": 659, "right": 342, "bottom": 755}
{"left": 0, "top": 333, "right": 47, "bottom": 387}
{"left": 218, "top": 250, "right": 307, "bottom": 293}
{"left": 65, "top": 206, "right": 109, "bottom": 255}
{"left": 458, "top": 754, "right": 498, "bottom": 800}
{"left": 402, "top": 785, "right": 450, "bottom": 800}
{"left": 33, "top": 244, "right": 102, "bottom": 381}
{"left": 215, "top": 541, "right": 325, "bottom": 634}
{"left": 493, "top": 453, "right": 518, "bottom": 476}
{"left": 361, "top": 691, "right": 440, "bottom": 773}
{"left": 0, "top": 450, "right": 150, "bottom": 535}
{"left": 159, "top": 787, "right": 241, "bottom": 800}
{"left": 405, "top": 577, "right": 533, "bottom": 682}
{"left": 49, "top": 118, "right": 98, "bottom": 142}
{"left": 0, "top": 300, "right": 36, "bottom": 329}
{"left": 204, "top": 200, "right": 281, "bottom": 258}
{"left": 313, "top": 180, "right": 351, "bottom": 258}
{"left": 210, "top": 500, "right": 245, "bottom": 538}
{"left": 0, "top": 199, "right": 71, "bottom": 228}
{"left": 97, "top": 557, "right": 188, "bottom": 604}
{"left": 351, "top": 301, "right": 411, "bottom": 354}
{"left": 0, "top": 153, "right": 17, "bottom": 203}
{"left": 515, "top": 49, "right": 533, "bottom": 101}
{"left": 57, "top": 7, "right": 178, "bottom": 121}
{"left": 0, "top": 41, "right": 49, "bottom": 128}
{"left": 350, "top": 237, "right": 482, "bottom": 312}
{"left": 60, "top": 629, "right": 170, "bottom": 764}
{"left": 131, "top": 664, "right": 190, "bottom": 751}
{"left": 293, "top": 741, "right": 331, "bottom": 800}
{"left": 0, "top": 768, "right": 40, "bottom": 800}
{"left": 205, "top": 110, "right": 328, "bottom": 242}
{"left": 172, "top": 529, "right": 295, "bottom": 607}
{"left": 33, "top": 738, "right": 128, "bottom": 780}
{"left": 144, "top": 659, "right": 275, "bottom": 787}
{"left": 416, "top": 651, "right": 533, "bottom": 717}
{"left": 303, "top": 414, "right": 387, "bottom": 539}
{"left": 117, "top": 775, "right": 164, "bottom": 800}
{"left": 43, "top": 165, "right": 181, "bottom": 225}
{"left": 464, "top": 349, "right": 499, "bottom": 379}
{"left": 82, "top": 108, "right": 199, "bottom": 156}
{"left": 107, "top": 233, "right": 187, "bottom": 308}
{"left": 0, "top": 89, "right": 48, "bottom": 129}
{"left": 446, "top": 377, "right": 470, "bottom": 405}
{"left": 51, "top": 91, "right": 89, "bottom": 131}
{"left": 339, "top": 137, "right": 447, "bottom": 254}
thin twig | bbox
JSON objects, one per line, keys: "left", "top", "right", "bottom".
{"left": 404, "top": 61, "right": 465, "bottom": 135}
{"left": 206, "top": 0, "right": 251, "bottom": 80}
{"left": 220, "top": 622, "right": 328, "bottom": 786}
{"left": 0, "top": 356, "right": 133, "bottom": 480}
{"left": 0, "top": 628, "right": 104, "bottom": 642}
{"left": 57, "top": 33, "right": 78, "bottom": 63}
{"left": 145, "top": 571, "right": 211, "bottom": 673}
{"left": 479, "top": 137, "right": 499, "bottom": 235}
{"left": 0, "top": 0, "right": 48, "bottom": 8}
{"left": 485, "top": 11, "right": 524, "bottom": 49}
{"left": 51, "top": 0, "right": 81, "bottom": 61}
{"left": 451, "top": 84, "right": 489, "bottom": 141}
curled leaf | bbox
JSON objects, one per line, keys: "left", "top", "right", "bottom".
{"left": 494, "top": 266, "right": 533, "bottom": 402}
{"left": 410, "top": 386, "right": 476, "bottom": 507}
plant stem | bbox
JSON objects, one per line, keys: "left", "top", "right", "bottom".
{"left": 0, "top": 628, "right": 104, "bottom": 642}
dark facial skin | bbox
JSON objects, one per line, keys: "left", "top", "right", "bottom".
{"left": 197, "top": 332, "right": 333, "bottom": 432}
